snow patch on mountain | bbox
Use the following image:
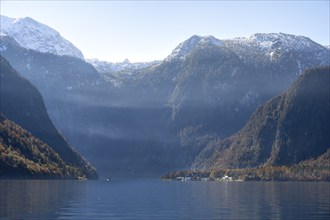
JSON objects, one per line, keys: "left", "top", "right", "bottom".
{"left": 87, "top": 58, "right": 161, "bottom": 74}
{"left": 227, "top": 33, "right": 326, "bottom": 57}
{"left": 246, "top": 33, "right": 317, "bottom": 52}
{"left": 0, "top": 15, "right": 84, "bottom": 59}
{"left": 166, "top": 35, "right": 222, "bottom": 60}
{"left": 0, "top": 45, "right": 7, "bottom": 52}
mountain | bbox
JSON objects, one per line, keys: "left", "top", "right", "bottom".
{"left": 1, "top": 17, "right": 329, "bottom": 178}
{"left": 140, "top": 33, "right": 329, "bottom": 116}
{"left": 134, "top": 33, "right": 330, "bottom": 165}
{"left": 193, "top": 66, "right": 330, "bottom": 170}
{"left": 0, "top": 56, "right": 98, "bottom": 179}
{"left": 0, "top": 15, "right": 84, "bottom": 59}
{"left": 167, "top": 33, "right": 329, "bottom": 109}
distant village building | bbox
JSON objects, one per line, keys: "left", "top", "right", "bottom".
{"left": 219, "top": 175, "right": 233, "bottom": 181}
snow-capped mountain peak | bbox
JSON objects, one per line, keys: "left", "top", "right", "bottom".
{"left": 167, "top": 32, "right": 328, "bottom": 63}
{"left": 167, "top": 35, "right": 222, "bottom": 60}
{"left": 247, "top": 33, "right": 316, "bottom": 51}
{"left": 225, "top": 32, "right": 328, "bottom": 63}
{"left": 0, "top": 15, "right": 84, "bottom": 59}
{"left": 227, "top": 32, "right": 326, "bottom": 56}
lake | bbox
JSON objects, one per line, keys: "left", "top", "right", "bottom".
{"left": 0, "top": 180, "right": 329, "bottom": 219}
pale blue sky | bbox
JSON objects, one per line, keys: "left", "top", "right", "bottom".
{"left": 1, "top": 1, "right": 329, "bottom": 62}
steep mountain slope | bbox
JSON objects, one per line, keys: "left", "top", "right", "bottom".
{"left": 0, "top": 114, "right": 90, "bottom": 179}
{"left": 0, "top": 56, "right": 97, "bottom": 179}
{"left": 194, "top": 67, "right": 330, "bottom": 169}
{"left": 166, "top": 33, "right": 329, "bottom": 121}
{"left": 0, "top": 15, "right": 84, "bottom": 59}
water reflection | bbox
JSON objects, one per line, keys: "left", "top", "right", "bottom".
{"left": 0, "top": 180, "right": 329, "bottom": 219}
{"left": 0, "top": 180, "right": 84, "bottom": 219}
{"left": 195, "top": 181, "right": 330, "bottom": 219}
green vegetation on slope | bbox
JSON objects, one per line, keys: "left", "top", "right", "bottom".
{"left": 0, "top": 114, "right": 91, "bottom": 179}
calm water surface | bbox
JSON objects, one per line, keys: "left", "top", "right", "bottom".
{"left": 0, "top": 180, "right": 329, "bottom": 219}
